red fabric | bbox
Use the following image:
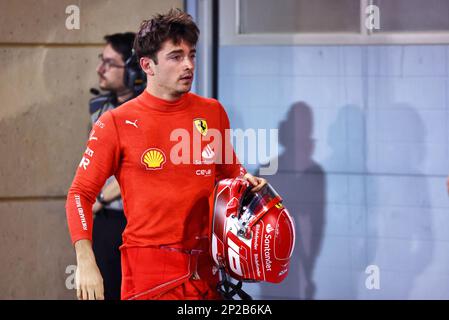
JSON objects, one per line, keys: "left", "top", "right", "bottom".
{"left": 121, "top": 246, "right": 221, "bottom": 300}
{"left": 65, "top": 90, "right": 245, "bottom": 299}
{"left": 154, "top": 279, "right": 222, "bottom": 300}
{"left": 66, "top": 90, "right": 245, "bottom": 246}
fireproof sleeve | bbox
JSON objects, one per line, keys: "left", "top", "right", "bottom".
{"left": 65, "top": 111, "right": 121, "bottom": 244}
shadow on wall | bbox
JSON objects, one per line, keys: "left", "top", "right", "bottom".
{"left": 255, "top": 102, "right": 326, "bottom": 299}
{"left": 324, "top": 104, "right": 368, "bottom": 299}
{"left": 357, "top": 103, "right": 434, "bottom": 299}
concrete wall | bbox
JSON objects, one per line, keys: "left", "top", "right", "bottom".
{"left": 219, "top": 45, "right": 449, "bottom": 299}
{"left": 0, "top": 0, "right": 183, "bottom": 299}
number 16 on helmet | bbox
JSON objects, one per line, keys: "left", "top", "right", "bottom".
{"left": 210, "top": 177, "right": 296, "bottom": 283}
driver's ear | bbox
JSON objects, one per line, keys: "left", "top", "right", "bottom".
{"left": 140, "top": 57, "right": 155, "bottom": 76}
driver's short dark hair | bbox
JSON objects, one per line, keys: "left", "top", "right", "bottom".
{"left": 133, "top": 8, "right": 199, "bottom": 64}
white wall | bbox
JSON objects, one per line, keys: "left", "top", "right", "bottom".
{"left": 219, "top": 44, "right": 449, "bottom": 299}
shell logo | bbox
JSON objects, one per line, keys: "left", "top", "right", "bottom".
{"left": 141, "top": 148, "right": 166, "bottom": 170}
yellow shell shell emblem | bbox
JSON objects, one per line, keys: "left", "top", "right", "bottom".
{"left": 275, "top": 203, "right": 284, "bottom": 209}
{"left": 194, "top": 118, "right": 208, "bottom": 136}
{"left": 141, "top": 148, "right": 166, "bottom": 170}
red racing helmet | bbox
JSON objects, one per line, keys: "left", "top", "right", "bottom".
{"left": 210, "top": 177, "right": 295, "bottom": 283}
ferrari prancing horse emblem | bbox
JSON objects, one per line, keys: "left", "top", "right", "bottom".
{"left": 194, "top": 118, "right": 208, "bottom": 136}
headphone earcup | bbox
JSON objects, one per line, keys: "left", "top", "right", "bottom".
{"left": 124, "top": 54, "right": 145, "bottom": 90}
{"left": 124, "top": 67, "right": 136, "bottom": 89}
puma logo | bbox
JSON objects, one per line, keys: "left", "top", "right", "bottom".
{"left": 125, "top": 120, "right": 138, "bottom": 128}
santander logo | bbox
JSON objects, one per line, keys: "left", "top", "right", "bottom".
{"left": 266, "top": 224, "right": 274, "bottom": 234}
{"left": 202, "top": 144, "right": 215, "bottom": 161}
{"left": 264, "top": 223, "right": 274, "bottom": 272}
{"left": 200, "top": 144, "right": 215, "bottom": 165}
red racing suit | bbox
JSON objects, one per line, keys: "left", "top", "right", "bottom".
{"left": 66, "top": 90, "right": 246, "bottom": 299}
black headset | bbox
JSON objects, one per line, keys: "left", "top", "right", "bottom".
{"left": 124, "top": 49, "right": 146, "bottom": 94}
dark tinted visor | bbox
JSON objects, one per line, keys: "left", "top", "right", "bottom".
{"left": 241, "top": 183, "right": 281, "bottom": 217}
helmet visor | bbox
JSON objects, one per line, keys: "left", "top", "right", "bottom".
{"left": 241, "top": 183, "right": 281, "bottom": 218}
